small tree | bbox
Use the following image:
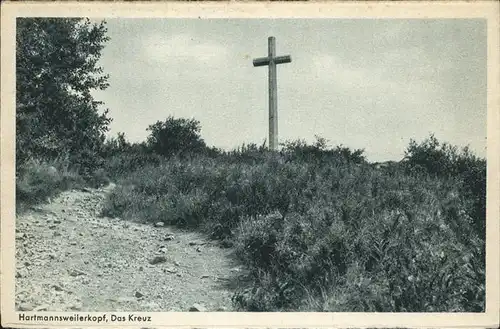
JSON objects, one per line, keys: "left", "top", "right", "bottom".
{"left": 146, "top": 116, "right": 206, "bottom": 157}
{"left": 404, "top": 134, "right": 486, "bottom": 239}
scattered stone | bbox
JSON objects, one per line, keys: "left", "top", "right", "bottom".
{"left": 69, "top": 303, "right": 82, "bottom": 311}
{"left": 47, "top": 166, "right": 58, "bottom": 175}
{"left": 15, "top": 183, "right": 238, "bottom": 313}
{"left": 189, "top": 303, "right": 207, "bottom": 312}
{"left": 68, "top": 269, "right": 86, "bottom": 277}
{"left": 35, "top": 305, "right": 49, "bottom": 311}
{"left": 70, "top": 241, "right": 77, "bottom": 246}
{"left": 16, "top": 289, "right": 29, "bottom": 298}
{"left": 154, "top": 222, "right": 165, "bottom": 228}
{"left": 216, "top": 306, "right": 227, "bottom": 311}
{"left": 23, "top": 261, "right": 30, "bottom": 267}
{"left": 18, "top": 303, "right": 34, "bottom": 311}
{"left": 149, "top": 256, "right": 167, "bottom": 265}
{"left": 118, "top": 296, "right": 137, "bottom": 303}
{"left": 142, "top": 301, "right": 160, "bottom": 310}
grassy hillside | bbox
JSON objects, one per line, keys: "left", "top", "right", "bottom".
{"left": 100, "top": 135, "right": 486, "bottom": 312}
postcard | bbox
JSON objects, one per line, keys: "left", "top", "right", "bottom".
{"left": 1, "top": 1, "right": 499, "bottom": 328}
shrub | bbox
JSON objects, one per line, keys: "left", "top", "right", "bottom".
{"left": 146, "top": 116, "right": 207, "bottom": 157}
{"left": 87, "top": 168, "right": 110, "bottom": 188}
{"left": 103, "top": 150, "right": 164, "bottom": 180}
{"left": 280, "top": 135, "right": 366, "bottom": 165}
{"left": 404, "top": 134, "right": 486, "bottom": 240}
{"left": 16, "top": 159, "right": 84, "bottom": 209}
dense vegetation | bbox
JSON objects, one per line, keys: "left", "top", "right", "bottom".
{"left": 100, "top": 128, "right": 486, "bottom": 312}
{"left": 16, "top": 18, "right": 486, "bottom": 312}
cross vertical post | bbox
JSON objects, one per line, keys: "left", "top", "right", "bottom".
{"left": 253, "top": 36, "right": 291, "bottom": 151}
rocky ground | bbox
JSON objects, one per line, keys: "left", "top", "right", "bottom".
{"left": 15, "top": 183, "right": 247, "bottom": 312}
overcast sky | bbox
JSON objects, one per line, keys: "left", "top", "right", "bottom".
{"left": 91, "top": 18, "right": 486, "bottom": 162}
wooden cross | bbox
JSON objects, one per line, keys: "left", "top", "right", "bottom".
{"left": 253, "top": 36, "right": 291, "bottom": 151}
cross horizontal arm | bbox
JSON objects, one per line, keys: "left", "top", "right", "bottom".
{"left": 253, "top": 55, "right": 292, "bottom": 67}
{"left": 274, "top": 55, "right": 292, "bottom": 64}
{"left": 253, "top": 57, "right": 270, "bottom": 67}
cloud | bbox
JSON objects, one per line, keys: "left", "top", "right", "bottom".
{"left": 142, "top": 33, "right": 229, "bottom": 66}
{"left": 309, "top": 50, "right": 448, "bottom": 109}
{"left": 94, "top": 19, "right": 486, "bottom": 162}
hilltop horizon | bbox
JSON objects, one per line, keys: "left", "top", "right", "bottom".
{"left": 91, "top": 18, "right": 486, "bottom": 163}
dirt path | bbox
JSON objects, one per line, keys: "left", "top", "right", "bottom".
{"left": 15, "top": 183, "right": 245, "bottom": 312}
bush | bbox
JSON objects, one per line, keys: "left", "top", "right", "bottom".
{"left": 404, "top": 134, "right": 486, "bottom": 240}
{"left": 104, "top": 151, "right": 164, "bottom": 180}
{"left": 87, "top": 168, "right": 110, "bottom": 188}
{"left": 16, "top": 159, "right": 84, "bottom": 209}
{"left": 280, "top": 135, "right": 366, "bottom": 165}
{"left": 146, "top": 116, "right": 207, "bottom": 157}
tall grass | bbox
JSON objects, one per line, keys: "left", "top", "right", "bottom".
{"left": 101, "top": 137, "right": 485, "bottom": 312}
{"left": 16, "top": 156, "right": 110, "bottom": 211}
{"left": 16, "top": 158, "right": 83, "bottom": 210}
